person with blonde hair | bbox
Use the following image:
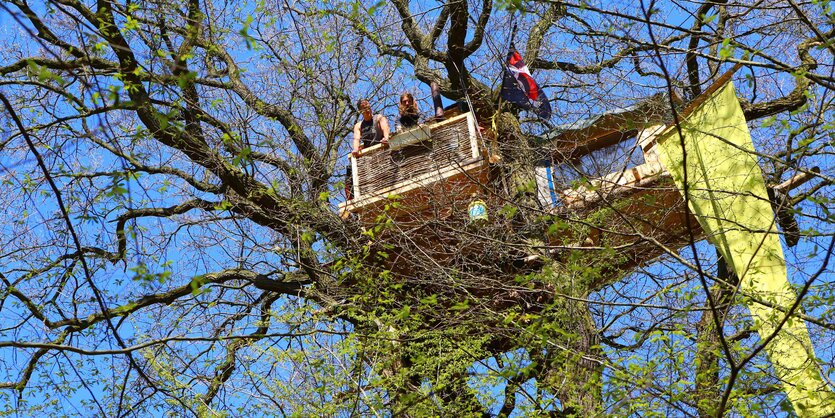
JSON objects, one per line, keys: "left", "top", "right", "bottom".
{"left": 396, "top": 92, "right": 420, "bottom": 132}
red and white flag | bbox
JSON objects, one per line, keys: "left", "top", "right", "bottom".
{"left": 501, "top": 47, "right": 552, "bottom": 119}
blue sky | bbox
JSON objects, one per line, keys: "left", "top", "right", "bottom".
{"left": 0, "top": 0, "right": 833, "bottom": 416}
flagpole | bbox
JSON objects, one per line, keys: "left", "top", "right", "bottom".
{"left": 508, "top": 12, "right": 518, "bottom": 52}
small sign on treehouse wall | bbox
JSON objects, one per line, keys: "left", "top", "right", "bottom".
{"left": 468, "top": 198, "right": 488, "bottom": 222}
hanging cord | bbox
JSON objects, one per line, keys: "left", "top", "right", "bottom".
{"left": 480, "top": 12, "right": 520, "bottom": 160}
{"left": 450, "top": 56, "right": 508, "bottom": 168}
{"left": 451, "top": 60, "right": 484, "bottom": 142}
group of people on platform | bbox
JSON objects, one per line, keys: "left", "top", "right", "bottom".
{"left": 352, "top": 93, "right": 421, "bottom": 157}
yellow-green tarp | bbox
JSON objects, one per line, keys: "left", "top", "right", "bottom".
{"left": 654, "top": 81, "right": 834, "bottom": 416}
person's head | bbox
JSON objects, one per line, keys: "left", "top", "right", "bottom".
{"left": 399, "top": 93, "right": 418, "bottom": 114}
{"left": 357, "top": 99, "right": 372, "bottom": 120}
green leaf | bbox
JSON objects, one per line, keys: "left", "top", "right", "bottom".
{"left": 719, "top": 38, "right": 734, "bottom": 60}
{"left": 214, "top": 200, "right": 233, "bottom": 210}
{"left": 420, "top": 294, "right": 438, "bottom": 306}
{"left": 366, "top": 0, "right": 385, "bottom": 15}
{"left": 450, "top": 300, "right": 470, "bottom": 311}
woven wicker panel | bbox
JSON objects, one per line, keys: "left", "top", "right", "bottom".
{"left": 356, "top": 115, "right": 474, "bottom": 196}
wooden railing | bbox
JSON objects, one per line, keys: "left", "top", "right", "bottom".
{"left": 343, "top": 112, "right": 483, "bottom": 213}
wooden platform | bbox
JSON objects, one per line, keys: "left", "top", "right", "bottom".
{"left": 337, "top": 81, "right": 808, "bottom": 283}
{"left": 537, "top": 123, "right": 705, "bottom": 281}
{"left": 339, "top": 112, "right": 489, "bottom": 223}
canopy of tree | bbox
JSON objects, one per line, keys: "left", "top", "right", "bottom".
{"left": 0, "top": 0, "right": 833, "bottom": 416}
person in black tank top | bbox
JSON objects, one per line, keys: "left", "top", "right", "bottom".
{"left": 352, "top": 99, "right": 390, "bottom": 157}
{"left": 359, "top": 118, "right": 379, "bottom": 147}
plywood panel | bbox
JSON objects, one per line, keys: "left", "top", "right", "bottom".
{"left": 354, "top": 113, "right": 477, "bottom": 198}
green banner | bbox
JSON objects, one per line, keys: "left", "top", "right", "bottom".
{"left": 655, "top": 81, "right": 834, "bottom": 416}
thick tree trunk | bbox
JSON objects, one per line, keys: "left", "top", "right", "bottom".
{"left": 532, "top": 264, "right": 604, "bottom": 416}
{"left": 541, "top": 300, "right": 603, "bottom": 416}
{"left": 494, "top": 112, "right": 541, "bottom": 210}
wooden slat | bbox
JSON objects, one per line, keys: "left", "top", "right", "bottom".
{"left": 354, "top": 112, "right": 478, "bottom": 198}
{"left": 351, "top": 155, "right": 360, "bottom": 198}
{"left": 342, "top": 159, "right": 488, "bottom": 215}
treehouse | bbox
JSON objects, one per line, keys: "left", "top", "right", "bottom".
{"left": 338, "top": 106, "right": 490, "bottom": 223}
{"left": 532, "top": 95, "right": 702, "bottom": 278}
{"left": 339, "top": 79, "right": 807, "bottom": 279}
{"left": 337, "top": 73, "right": 830, "bottom": 416}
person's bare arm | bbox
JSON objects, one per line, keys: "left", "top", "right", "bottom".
{"left": 379, "top": 117, "right": 391, "bottom": 145}
{"left": 352, "top": 122, "right": 362, "bottom": 156}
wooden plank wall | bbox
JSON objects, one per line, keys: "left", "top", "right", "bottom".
{"left": 355, "top": 114, "right": 477, "bottom": 197}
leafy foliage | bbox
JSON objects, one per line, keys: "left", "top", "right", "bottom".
{"left": 0, "top": 0, "right": 834, "bottom": 416}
